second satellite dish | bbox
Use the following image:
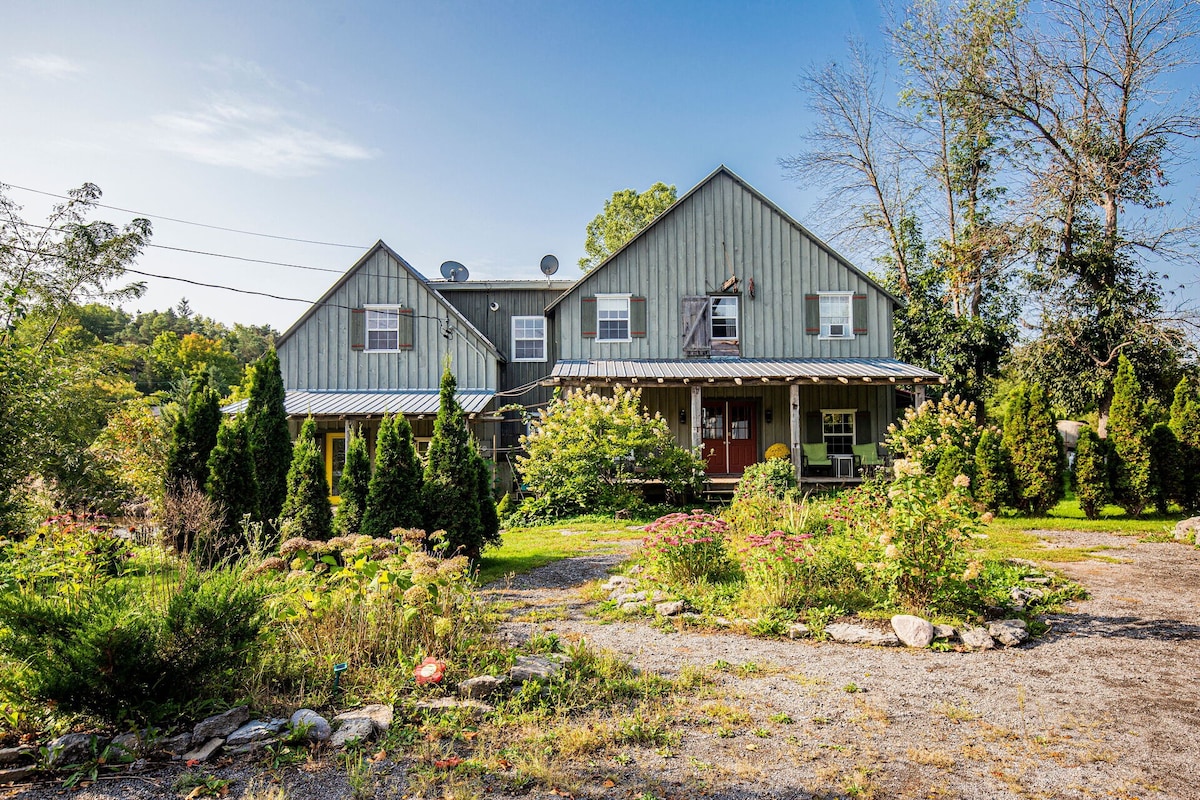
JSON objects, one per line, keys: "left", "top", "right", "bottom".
{"left": 540, "top": 254, "right": 559, "bottom": 276}
{"left": 439, "top": 260, "right": 469, "bottom": 282}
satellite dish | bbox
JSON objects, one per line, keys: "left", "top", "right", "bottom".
{"left": 540, "top": 254, "right": 559, "bottom": 276}
{"left": 439, "top": 260, "right": 469, "bottom": 282}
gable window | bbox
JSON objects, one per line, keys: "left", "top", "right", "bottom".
{"left": 819, "top": 293, "right": 853, "bottom": 338}
{"left": 366, "top": 307, "right": 401, "bottom": 351}
{"left": 512, "top": 316, "right": 547, "bottom": 361}
{"left": 710, "top": 296, "right": 738, "bottom": 341}
{"left": 822, "top": 409, "right": 855, "bottom": 455}
{"left": 596, "top": 295, "right": 631, "bottom": 342}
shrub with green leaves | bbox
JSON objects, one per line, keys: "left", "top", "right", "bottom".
{"left": 333, "top": 426, "right": 371, "bottom": 536}
{"left": 244, "top": 348, "right": 292, "bottom": 526}
{"left": 733, "top": 459, "right": 797, "bottom": 502}
{"left": 205, "top": 414, "right": 258, "bottom": 559}
{"left": 1169, "top": 375, "right": 1200, "bottom": 513}
{"left": 164, "top": 373, "right": 221, "bottom": 498}
{"left": 973, "top": 428, "right": 1011, "bottom": 511}
{"left": 1073, "top": 426, "right": 1108, "bottom": 519}
{"left": 640, "top": 511, "right": 730, "bottom": 585}
{"left": 739, "top": 529, "right": 815, "bottom": 609}
{"left": 1148, "top": 423, "right": 1182, "bottom": 515}
{"left": 360, "top": 413, "right": 423, "bottom": 537}
{"left": 885, "top": 394, "right": 982, "bottom": 476}
{"left": 1109, "top": 356, "right": 1152, "bottom": 517}
{"left": 278, "top": 417, "right": 332, "bottom": 541}
{"left": 519, "top": 386, "right": 705, "bottom": 518}
{"left": 934, "top": 443, "right": 975, "bottom": 498}
{"left": 1003, "top": 384, "right": 1063, "bottom": 514}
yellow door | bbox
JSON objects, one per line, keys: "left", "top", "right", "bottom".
{"left": 325, "top": 432, "right": 347, "bottom": 503}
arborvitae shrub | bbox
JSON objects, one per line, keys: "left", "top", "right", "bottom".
{"left": 333, "top": 426, "right": 371, "bottom": 536}
{"left": 472, "top": 438, "right": 501, "bottom": 548}
{"left": 361, "top": 413, "right": 424, "bottom": 538}
{"left": 934, "top": 444, "right": 974, "bottom": 497}
{"left": 734, "top": 459, "right": 798, "bottom": 502}
{"left": 1073, "top": 426, "right": 1108, "bottom": 520}
{"left": 205, "top": 414, "right": 259, "bottom": 561}
{"left": 278, "top": 417, "right": 332, "bottom": 541}
{"left": 973, "top": 428, "right": 1011, "bottom": 511}
{"left": 1108, "top": 355, "right": 1152, "bottom": 517}
{"left": 1169, "top": 375, "right": 1200, "bottom": 514}
{"left": 165, "top": 374, "right": 221, "bottom": 497}
{"left": 1003, "top": 384, "right": 1062, "bottom": 514}
{"left": 244, "top": 348, "right": 292, "bottom": 526}
{"left": 1148, "top": 423, "right": 1182, "bottom": 515}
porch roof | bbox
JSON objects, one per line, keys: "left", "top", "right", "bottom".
{"left": 223, "top": 389, "right": 495, "bottom": 417}
{"left": 547, "top": 358, "right": 943, "bottom": 386}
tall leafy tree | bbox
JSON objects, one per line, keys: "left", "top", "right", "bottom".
{"left": 579, "top": 182, "right": 677, "bottom": 271}
{"left": 278, "top": 417, "right": 332, "bottom": 541}
{"left": 205, "top": 414, "right": 259, "bottom": 555}
{"left": 244, "top": 348, "right": 291, "bottom": 525}
{"left": 422, "top": 366, "right": 497, "bottom": 560}
{"left": 360, "top": 414, "right": 424, "bottom": 537}
{"left": 165, "top": 372, "right": 222, "bottom": 497}
{"left": 1108, "top": 356, "right": 1153, "bottom": 516}
{"left": 333, "top": 426, "right": 371, "bottom": 536}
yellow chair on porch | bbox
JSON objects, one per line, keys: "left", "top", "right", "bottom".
{"left": 801, "top": 442, "right": 831, "bottom": 476}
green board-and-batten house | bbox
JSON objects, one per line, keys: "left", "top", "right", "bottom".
{"left": 232, "top": 165, "right": 940, "bottom": 497}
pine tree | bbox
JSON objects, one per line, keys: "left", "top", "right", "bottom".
{"left": 422, "top": 366, "right": 489, "bottom": 559}
{"left": 205, "top": 414, "right": 259, "bottom": 559}
{"left": 1003, "top": 384, "right": 1062, "bottom": 514}
{"left": 471, "top": 436, "right": 501, "bottom": 548}
{"left": 1169, "top": 375, "right": 1200, "bottom": 513}
{"left": 244, "top": 348, "right": 292, "bottom": 525}
{"left": 934, "top": 443, "right": 973, "bottom": 497}
{"left": 278, "top": 417, "right": 332, "bottom": 541}
{"left": 165, "top": 372, "right": 222, "bottom": 497}
{"left": 1108, "top": 355, "right": 1152, "bottom": 517}
{"left": 973, "top": 428, "right": 1011, "bottom": 512}
{"left": 1073, "top": 426, "right": 1108, "bottom": 519}
{"left": 333, "top": 426, "right": 371, "bottom": 536}
{"left": 1148, "top": 423, "right": 1181, "bottom": 515}
{"left": 360, "top": 413, "right": 424, "bottom": 537}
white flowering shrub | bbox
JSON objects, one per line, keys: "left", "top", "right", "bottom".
{"left": 886, "top": 395, "right": 983, "bottom": 476}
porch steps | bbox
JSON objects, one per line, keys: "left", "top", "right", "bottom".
{"left": 702, "top": 476, "right": 741, "bottom": 505}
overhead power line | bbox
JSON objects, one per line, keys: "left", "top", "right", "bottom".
{"left": 2, "top": 181, "right": 369, "bottom": 249}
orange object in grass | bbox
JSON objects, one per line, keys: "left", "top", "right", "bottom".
{"left": 414, "top": 656, "right": 446, "bottom": 684}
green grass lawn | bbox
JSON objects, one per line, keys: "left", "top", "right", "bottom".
{"left": 476, "top": 516, "right": 646, "bottom": 585}
{"left": 977, "top": 499, "right": 1183, "bottom": 562}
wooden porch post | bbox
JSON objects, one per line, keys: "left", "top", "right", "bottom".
{"left": 690, "top": 385, "right": 702, "bottom": 451}
{"left": 914, "top": 385, "right": 927, "bottom": 408}
{"left": 789, "top": 383, "right": 801, "bottom": 482}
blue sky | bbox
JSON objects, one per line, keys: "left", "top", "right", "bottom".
{"left": 1, "top": 2, "right": 1196, "bottom": 330}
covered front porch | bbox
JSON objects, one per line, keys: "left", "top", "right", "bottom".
{"left": 547, "top": 358, "right": 944, "bottom": 485}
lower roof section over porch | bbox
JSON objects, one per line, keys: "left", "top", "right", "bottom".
{"left": 546, "top": 357, "right": 943, "bottom": 387}
{"left": 223, "top": 389, "right": 495, "bottom": 418}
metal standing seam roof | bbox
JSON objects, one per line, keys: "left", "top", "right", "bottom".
{"left": 548, "top": 358, "right": 942, "bottom": 382}
{"left": 223, "top": 389, "right": 495, "bottom": 416}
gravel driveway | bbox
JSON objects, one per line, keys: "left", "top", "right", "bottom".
{"left": 6, "top": 530, "right": 1197, "bottom": 800}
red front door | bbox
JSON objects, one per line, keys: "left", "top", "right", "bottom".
{"left": 701, "top": 400, "right": 758, "bottom": 475}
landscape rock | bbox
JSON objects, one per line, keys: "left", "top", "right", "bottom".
{"left": 1173, "top": 516, "right": 1200, "bottom": 543}
{"left": 458, "top": 675, "right": 507, "bottom": 699}
{"left": 224, "top": 741, "right": 273, "bottom": 757}
{"left": 891, "top": 614, "right": 934, "bottom": 648}
{"left": 932, "top": 624, "right": 957, "bottom": 640}
{"left": 225, "top": 718, "right": 288, "bottom": 748}
{"left": 620, "top": 601, "right": 645, "bottom": 612}
{"left": 988, "top": 620, "right": 1030, "bottom": 647}
{"left": 193, "top": 706, "right": 250, "bottom": 741}
{"left": 289, "top": 709, "right": 331, "bottom": 742}
{"left": 110, "top": 731, "right": 143, "bottom": 757}
{"left": 333, "top": 704, "right": 393, "bottom": 733}
{"left": 0, "top": 747, "right": 33, "bottom": 765}
{"left": 825, "top": 623, "right": 901, "bottom": 647}
{"left": 655, "top": 600, "right": 685, "bottom": 616}
{"left": 787, "top": 623, "right": 810, "bottom": 639}
{"left": 510, "top": 654, "right": 562, "bottom": 683}
{"left": 181, "top": 737, "right": 224, "bottom": 763}
{"left": 959, "top": 627, "right": 996, "bottom": 650}
{"left": 159, "top": 732, "right": 193, "bottom": 756}
{"left": 415, "top": 698, "right": 495, "bottom": 720}
{"left": 601, "top": 576, "right": 634, "bottom": 592}
{"left": 614, "top": 591, "right": 647, "bottom": 604}
{"left": 0, "top": 766, "right": 36, "bottom": 784}
{"left": 46, "top": 733, "right": 105, "bottom": 767}
{"left": 329, "top": 718, "right": 375, "bottom": 748}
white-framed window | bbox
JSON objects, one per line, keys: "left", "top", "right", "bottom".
{"left": 819, "top": 293, "right": 853, "bottom": 338}
{"left": 512, "top": 315, "right": 547, "bottom": 362}
{"left": 365, "top": 306, "right": 401, "bottom": 351}
{"left": 596, "top": 295, "right": 631, "bottom": 342}
{"left": 821, "top": 409, "right": 856, "bottom": 455}
{"left": 710, "top": 295, "right": 739, "bottom": 340}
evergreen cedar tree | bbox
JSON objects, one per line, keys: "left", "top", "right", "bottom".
{"left": 278, "top": 417, "right": 332, "bottom": 541}
{"left": 973, "top": 428, "right": 1012, "bottom": 512}
{"left": 205, "top": 413, "right": 259, "bottom": 552}
{"left": 1148, "top": 423, "right": 1181, "bottom": 515}
{"left": 360, "top": 413, "right": 424, "bottom": 537}
{"left": 165, "top": 372, "right": 222, "bottom": 497}
{"left": 333, "top": 425, "right": 371, "bottom": 536}
{"left": 1072, "top": 426, "right": 1109, "bottom": 520}
{"left": 421, "top": 366, "right": 499, "bottom": 560}
{"left": 934, "top": 443, "right": 974, "bottom": 497}
{"left": 244, "top": 348, "right": 292, "bottom": 525}
{"left": 1002, "top": 383, "right": 1063, "bottom": 515}
{"left": 1169, "top": 375, "right": 1200, "bottom": 514}
{"left": 1108, "top": 355, "right": 1153, "bottom": 517}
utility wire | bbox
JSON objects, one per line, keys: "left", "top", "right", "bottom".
{"left": 2, "top": 181, "right": 369, "bottom": 249}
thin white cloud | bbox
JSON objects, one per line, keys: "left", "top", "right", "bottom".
{"left": 149, "top": 94, "right": 376, "bottom": 177}
{"left": 10, "top": 53, "right": 83, "bottom": 79}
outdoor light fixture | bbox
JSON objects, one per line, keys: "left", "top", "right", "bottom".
{"left": 765, "top": 408, "right": 773, "bottom": 423}
{"left": 679, "top": 408, "right": 687, "bottom": 424}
